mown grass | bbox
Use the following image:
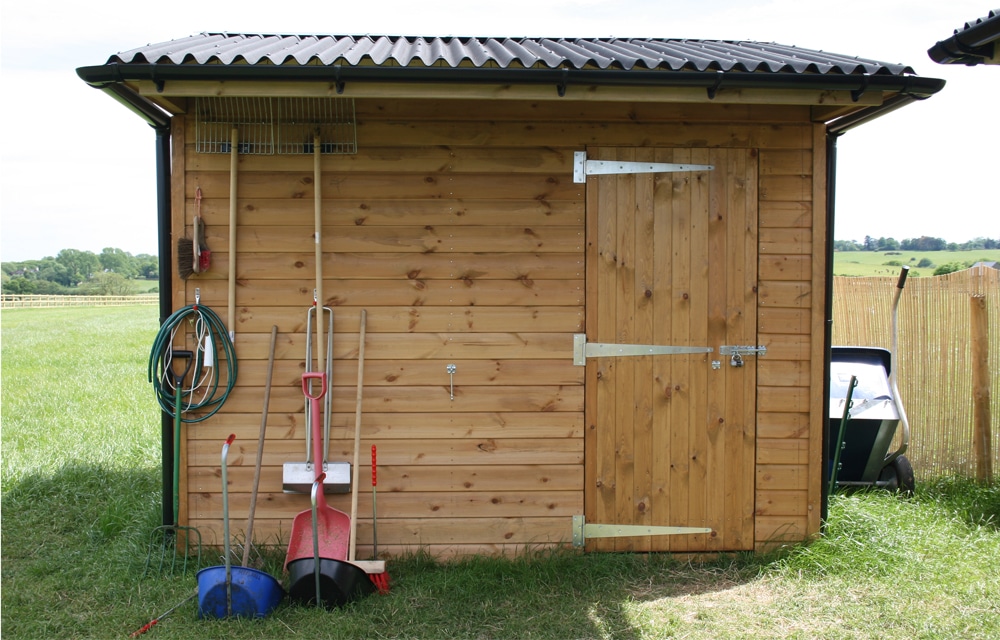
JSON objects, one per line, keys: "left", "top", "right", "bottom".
{"left": 3, "top": 306, "right": 999, "bottom": 639}
{"left": 832, "top": 249, "right": 1000, "bottom": 277}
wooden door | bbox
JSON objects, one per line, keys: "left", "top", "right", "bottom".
{"left": 583, "top": 147, "right": 758, "bottom": 552}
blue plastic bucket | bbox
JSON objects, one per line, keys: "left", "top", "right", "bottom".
{"left": 196, "top": 565, "right": 284, "bottom": 618}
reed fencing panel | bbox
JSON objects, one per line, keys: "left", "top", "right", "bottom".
{"left": 832, "top": 266, "right": 999, "bottom": 480}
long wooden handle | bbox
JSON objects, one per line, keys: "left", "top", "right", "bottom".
{"left": 313, "top": 132, "right": 324, "bottom": 375}
{"left": 228, "top": 128, "right": 238, "bottom": 341}
{"left": 349, "top": 309, "right": 367, "bottom": 562}
{"left": 243, "top": 325, "right": 277, "bottom": 567}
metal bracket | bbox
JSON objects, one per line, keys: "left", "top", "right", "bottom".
{"left": 573, "top": 151, "right": 714, "bottom": 183}
{"left": 572, "top": 515, "right": 712, "bottom": 547}
{"left": 573, "top": 334, "right": 712, "bottom": 366}
{"left": 446, "top": 364, "right": 457, "bottom": 401}
{"left": 719, "top": 345, "right": 766, "bottom": 358}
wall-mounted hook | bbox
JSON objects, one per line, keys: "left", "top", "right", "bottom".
{"left": 447, "top": 364, "right": 457, "bottom": 400}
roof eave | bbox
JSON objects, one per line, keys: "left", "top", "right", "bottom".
{"left": 928, "top": 11, "right": 1000, "bottom": 65}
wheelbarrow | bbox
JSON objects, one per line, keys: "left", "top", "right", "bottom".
{"left": 197, "top": 435, "right": 284, "bottom": 618}
{"left": 828, "top": 267, "right": 914, "bottom": 494}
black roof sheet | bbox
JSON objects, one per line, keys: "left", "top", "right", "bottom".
{"left": 108, "top": 33, "right": 917, "bottom": 76}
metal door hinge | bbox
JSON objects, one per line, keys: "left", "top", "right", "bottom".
{"left": 572, "top": 515, "right": 713, "bottom": 547}
{"left": 573, "top": 151, "right": 714, "bottom": 183}
{"left": 573, "top": 334, "right": 712, "bottom": 366}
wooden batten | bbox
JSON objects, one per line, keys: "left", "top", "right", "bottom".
{"left": 174, "top": 96, "right": 826, "bottom": 557}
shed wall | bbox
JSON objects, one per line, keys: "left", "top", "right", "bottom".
{"left": 173, "top": 98, "right": 824, "bottom": 556}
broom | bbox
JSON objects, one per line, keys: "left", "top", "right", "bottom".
{"left": 177, "top": 187, "right": 210, "bottom": 279}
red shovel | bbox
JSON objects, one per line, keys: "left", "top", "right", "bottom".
{"left": 284, "top": 372, "right": 351, "bottom": 569}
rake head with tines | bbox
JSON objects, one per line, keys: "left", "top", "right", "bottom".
{"left": 143, "top": 525, "right": 203, "bottom": 577}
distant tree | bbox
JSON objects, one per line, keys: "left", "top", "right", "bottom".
{"left": 863, "top": 235, "right": 877, "bottom": 251}
{"left": 98, "top": 248, "right": 138, "bottom": 278}
{"left": 877, "top": 237, "right": 899, "bottom": 251}
{"left": 56, "top": 249, "right": 99, "bottom": 286}
{"left": 85, "top": 272, "right": 136, "bottom": 296}
{"left": 135, "top": 253, "right": 159, "bottom": 279}
{"left": 834, "top": 239, "right": 862, "bottom": 251}
{"left": 917, "top": 258, "right": 934, "bottom": 268}
{"left": 933, "top": 262, "right": 965, "bottom": 276}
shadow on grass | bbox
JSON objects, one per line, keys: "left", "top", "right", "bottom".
{"left": 1, "top": 463, "right": 769, "bottom": 639}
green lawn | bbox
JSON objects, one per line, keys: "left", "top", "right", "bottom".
{"left": 2, "top": 306, "right": 999, "bottom": 639}
{"left": 832, "top": 249, "right": 1000, "bottom": 277}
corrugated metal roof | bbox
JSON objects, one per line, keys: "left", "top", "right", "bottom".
{"left": 928, "top": 9, "right": 1000, "bottom": 65}
{"left": 108, "top": 33, "right": 916, "bottom": 76}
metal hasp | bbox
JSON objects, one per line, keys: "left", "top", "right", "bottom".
{"left": 572, "top": 515, "right": 713, "bottom": 547}
{"left": 573, "top": 334, "right": 712, "bottom": 366}
{"left": 573, "top": 151, "right": 714, "bottom": 183}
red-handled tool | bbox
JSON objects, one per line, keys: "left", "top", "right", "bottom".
{"left": 130, "top": 591, "right": 197, "bottom": 637}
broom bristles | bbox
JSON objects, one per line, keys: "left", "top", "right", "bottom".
{"left": 177, "top": 237, "right": 195, "bottom": 280}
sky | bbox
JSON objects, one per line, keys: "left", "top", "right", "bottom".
{"left": 1, "top": 0, "right": 996, "bottom": 262}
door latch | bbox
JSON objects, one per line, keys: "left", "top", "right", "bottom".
{"left": 718, "top": 345, "right": 766, "bottom": 367}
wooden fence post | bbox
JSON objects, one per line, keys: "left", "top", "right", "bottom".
{"left": 971, "top": 293, "right": 992, "bottom": 484}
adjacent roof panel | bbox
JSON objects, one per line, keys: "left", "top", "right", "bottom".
{"left": 928, "top": 9, "right": 1000, "bottom": 65}
{"left": 108, "top": 33, "right": 917, "bottom": 76}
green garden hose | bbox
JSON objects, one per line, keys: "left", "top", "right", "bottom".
{"left": 148, "top": 301, "right": 237, "bottom": 423}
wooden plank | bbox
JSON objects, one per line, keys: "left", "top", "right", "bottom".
{"left": 759, "top": 228, "right": 812, "bottom": 255}
{"left": 759, "top": 175, "right": 811, "bottom": 202}
{"left": 757, "top": 359, "right": 810, "bottom": 387}
{"left": 754, "top": 490, "right": 808, "bottom": 516}
{"left": 191, "top": 198, "right": 585, "bottom": 228}
{"left": 186, "top": 516, "right": 572, "bottom": 547}
{"left": 756, "top": 464, "right": 808, "bottom": 490}
{"left": 757, "top": 412, "right": 811, "bottom": 439}
{"left": 758, "top": 308, "right": 811, "bottom": 334}
{"left": 186, "top": 145, "right": 576, "bottom": 174}
{"left": 757, "top": 386, "right": 810, "bottom": 414}
{"left": 188, "top": 437, "right": 583, "bottom": 467}
{"left": 187, "top": 171, "right": 585, "bottom": 202}
{"left": 199, "top": 305, "right": 584, "bottom": 335}
{"left": 758, "top": 334, "right": 810, "bottom": 360}
{"left": 613, "top": 149, "right": 637, "bottom": 551}
{"left": 190, "top": 464, "right": 582, "bottom": 493}
{"left": 758, "top": 281, "right": 811, "bottom": 309}
{"left": 759, "top": 201, "right": 812, "bottom": 228}
{"left": 197, "top": 225, "right": 586, "bottom": 255}
{"left": 758, "top": 150, "right": 812, "bottom": 176}
{"left": 759, "top": 255, "right": 812, "bottom": 281}
{"left": 190, "top": 279, "right": 584, "bottom": 309}
{"left": 756, "top": 438, "right": 810, "bottom": 465}
{"left": 755, "top": 516, "right": 808, "bottom": 546}
{"left": 190, "top": 490, "right": 583, "bottom": 520}
{"left": 191, "top": 411, "right": 584, "bottom": 441}
{"left": 213, "top": 252, "right": 587, "bottom": 281}
{"left": 191, "top": 383, "right": 583, "bottom": 416}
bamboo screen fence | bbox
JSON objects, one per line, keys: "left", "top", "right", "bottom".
{"left": 832, "top": 266, "right": 999, "bottom": 480}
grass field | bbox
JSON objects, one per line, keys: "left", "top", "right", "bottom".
{"left": 832, "top": 249, "right": 1000, "bottom": 277}
{"left": 2, "top": 306, "right": 999, "bottom": 639}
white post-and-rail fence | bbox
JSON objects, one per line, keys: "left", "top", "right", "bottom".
{"left": 1, "top": 294, "right": 158, "bottom": 309}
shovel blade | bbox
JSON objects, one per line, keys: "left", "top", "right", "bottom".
{"left": 282, "top": 462, "right": 351, "bottom": 494}
{"left": 284, "top": 505, "right": 351, "bottom": 569}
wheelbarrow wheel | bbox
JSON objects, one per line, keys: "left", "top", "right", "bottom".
{"left": 878, "top": 455, "right": 915, "bottom": 496}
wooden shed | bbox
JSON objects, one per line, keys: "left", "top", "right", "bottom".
{"left": 77, "top": 34, "right": 944, "bottom": 558}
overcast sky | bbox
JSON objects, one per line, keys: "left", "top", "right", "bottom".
{"left": 1, "top": 0, "right": 996, "bottom": 262}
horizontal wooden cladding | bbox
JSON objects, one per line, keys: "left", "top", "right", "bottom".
{"left": 186, "top": 517, "right": 572, "bottom": 549}
{"left": 189, "top": 384, "right": 583, "bottom": 417}
{"left": 759, "top": 228, "right": 812, "bottom": 255}
{"left": 353, "top": 100, "right": 812, "bottom": 124}
{"left": 754, "top": 490, "right": 808, "bottom": 516}
{"left": 755, "top": 516, "right": 808, "bottom": 547}
{"left": 211, "top": 253, "right": 585, "bottom": 282}
{"left": 197, "top": 225, "right": 584, "bottom": 255}
{"left": 182, "top": 331, "right": 576, "bottom": 361}
{"left": 193, "top": 412, "right": 584, "bottom": 444}
{"left": 231, "top": 359, "right": 583, "bottom": 387}
{"left": 190, "top": 464, "right": 581, "bottom": 493}
{"left": 187, "top": 172, "right": 584, "bottom": 201}
{"left": 757, "top": 359, "right": 810, "bottom": 387}
{"left": 200, "top": 306, "right": 582, "bottom": 334}
{"left": 757, "top": 438, "right": 810, "bottom": 465}
{"left": 759, "top": 202, "right": 812, "bottom": 229}
{"left": 759, "top": 255, "right": 811, "bottom": 281}
{"left": 190, "top": 198, "right": 584, "bottom": 227}
{"left": 757, "top": 386, "right": 810, "bottom": 414}
{"left": 189, "top": 438, "right": 582, "bottom": 467}
{"left": 757, "top": 412, "right": 810, "bottom": 439}
{"left": 757, "top": 281, "right": 811, "bottom": 309}
{"left": 186, "top": 145, "right": 576, "bottom": 174}
{"left": 191, "top": 490, "right": 582, "bottom": 520}
{"left": 757, "top": 308, "right": 811, "bottom": 335}
{"left": 193, "top": 279, "right": 583, "bottom": 308}
{"left": 758, "top": 150, "right": 813, "bottom": 176}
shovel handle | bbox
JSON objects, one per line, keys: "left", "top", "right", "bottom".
{"left": 896, "top": 265, "right": 909, "bottom": 289}
{"left": 301, "top": 371, "right": 327, "bottom": 400}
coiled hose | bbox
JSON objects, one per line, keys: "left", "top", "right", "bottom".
{"left": 148, "top": 301, "right": 237, "bottom": 423}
